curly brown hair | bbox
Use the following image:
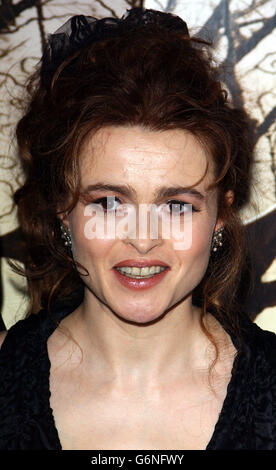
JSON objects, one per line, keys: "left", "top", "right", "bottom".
{"left": 9, "top": 8, "right": 255, "bottom": 371}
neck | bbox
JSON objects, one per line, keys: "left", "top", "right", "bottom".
{"left": 67, "top": 289, "right": 215, "bottom": 389}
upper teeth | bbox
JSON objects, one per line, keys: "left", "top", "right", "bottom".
{"left": 116, "top": 266, "right": 166, "bottom": 276}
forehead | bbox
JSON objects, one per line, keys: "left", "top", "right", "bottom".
{"left": 79, "top": 126, "right": 215, "bottom": 190}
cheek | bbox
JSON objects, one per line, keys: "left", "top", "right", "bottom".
{"left": 73, "top": 237, "right": 113, "bottom": 263}
{"left": 192, "top": 223, "right": 213, "bottom": 255}
{"left": 69, "top": 207, "right": 114, "bottom": 266}
{"left": 171, "top": 211, "right": 213, "bottom": 256}
{"left": 174, "top": 220, "right": 213, "bottom": 276}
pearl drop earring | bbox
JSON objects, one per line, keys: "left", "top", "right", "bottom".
{"left": 211, "top": 226, "right": 224, "bottom": 252}
{"left": 60, "top": 222, "right": 72, "bottom": 247}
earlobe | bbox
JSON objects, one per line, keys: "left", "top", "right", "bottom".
{"left": 213, "top": 190, "right": 233, "bottom": 236}
{"left": 225, "top": 189, "right": 234, "bottom": 206}
{"left": 214, "top": 220, "right": 224, "bottom": 233}
{"left": 56, "top": 210, "right": 70, "bottom": 230}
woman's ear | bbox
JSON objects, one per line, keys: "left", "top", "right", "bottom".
{"left": 214, "top": 190, "right": 234, "bottom": 232}
{"left": 225, "top": 189, "right": 234, "bottom": 206}
{"left": 56, "top": 206, "right": 70, "bottom": 230}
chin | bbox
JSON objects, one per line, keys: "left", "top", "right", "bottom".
{"left": 113, "top": 307, "right": 166, "bottom": 325}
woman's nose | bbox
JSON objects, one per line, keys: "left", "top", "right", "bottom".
{"left": 121, "top": 204, "right": 164, "bottom": 253}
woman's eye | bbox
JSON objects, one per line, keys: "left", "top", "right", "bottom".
{"left": 166, "top": 200, "right": 199, "bottom": 214}
{"left": 89, "top": 197, "right": 200, "bottom": 214}
{"left": 92, "top": 196, "right": 121, "bottom": 212}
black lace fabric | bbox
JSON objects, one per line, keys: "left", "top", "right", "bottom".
{"left": 0, "top": 290, "right": 275, "bottom": 449}
{"left": 40, "top": 8, "right": 189, "bottom": 85}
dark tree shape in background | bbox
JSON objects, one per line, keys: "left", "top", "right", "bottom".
{"left": 0, "top": 0, "right": 275, "bottom": 329}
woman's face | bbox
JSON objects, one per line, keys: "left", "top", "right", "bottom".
{"left": 63, "top": 126, "right": 226, "bottom": 323}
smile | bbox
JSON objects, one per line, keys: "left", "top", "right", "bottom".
{"left": 112, "top": 266, "right": 170, "bottom": 290}
{"left": 115, "top": 266, "right": 167, "bottom": 278}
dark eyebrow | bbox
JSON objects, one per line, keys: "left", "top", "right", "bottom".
{"left": 82, "top": 183, "right": 205, "bottom": 201}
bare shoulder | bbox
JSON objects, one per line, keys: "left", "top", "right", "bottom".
{"left": 0, "top": 331, "right": 8, "bottom": 350}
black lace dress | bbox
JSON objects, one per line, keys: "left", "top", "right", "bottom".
{"left": 0, "top": 292, "right": 275, "bottom": 450}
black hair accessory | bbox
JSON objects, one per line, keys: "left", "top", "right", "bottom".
{"left": 40, "top": 7, "right": 189, "bottom": 84}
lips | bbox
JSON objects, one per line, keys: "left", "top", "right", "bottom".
{"left": 112, "top": 264, "right": 170, "bottom": 290}
{"left": 113, "top": 259, "right": 169, "bottom": 268}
